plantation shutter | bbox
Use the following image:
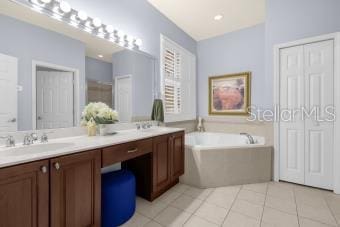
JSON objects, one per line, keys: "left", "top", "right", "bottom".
{"left": 163, "top": 47, "right": 181, "bottom": 114}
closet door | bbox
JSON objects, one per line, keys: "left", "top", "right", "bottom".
{"left": 279, "top": 46, "right": 305, "bottom": 184}
{"left": 304, "top": 40, "right": 334, "bottom": 189}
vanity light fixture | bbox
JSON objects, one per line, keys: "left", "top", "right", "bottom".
{"left": 77, "top": 10, "right": 88, "bottom": 21}
{"left": 24, "top": 0, "right": 143, "bottom": 49}
{"left": 98, "top": 54, "right": 103, "bottom": 58}
{"left": 135, "top": 39, "right": 143, "bottom": 47}
{"left": 59, "top": 1, "right": 71, "bottom": 14}
{"left": 214, "top": 14, "right": 223, "bottom": 21}
{"left": 92, "top": 18, "right": 102, "bottom": 28}
{"left": 105, "top": 25, "right": 114, "bottom": 33}
{"left": 39, "top": 0, "right": 52, "bottom": 4}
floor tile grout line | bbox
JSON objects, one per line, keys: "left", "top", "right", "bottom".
{"left": 219, "top": 184, "right": 243, "bottom": 226}
{"left": 292, "top": 185, "right": 301, "bottom": 227}
{"left": 182, "top": 186, "right": 216, "bottom": 226}
{"left": 259, "top": 183, "right": 269, "bottom": 227}
{"left": 323, "top": 194, "right": 340, "bottom": 227}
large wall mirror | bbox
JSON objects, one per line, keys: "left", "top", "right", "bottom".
{"left": 0, "top": 0, "right": 156, "bottom": 132}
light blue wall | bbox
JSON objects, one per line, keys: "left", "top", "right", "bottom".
{"left": 197, "top": 24, "right": 265, "bottom": 116}
{"left": 265, "top": 0, "right": 340, "bottom": 108}
{"left": 112, "top": 50, "right": 155, "bottom": 118}
{"left": 85, "top": 57, "right": 112, "bottom": 83}
{"left": 0, "top": 14, "right": 86, "bottom": 131}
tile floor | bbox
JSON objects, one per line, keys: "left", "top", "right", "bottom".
{"left": 121, "top": 181, "right": 340, "bottom": 227}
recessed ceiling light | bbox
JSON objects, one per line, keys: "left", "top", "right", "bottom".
{"left": 98, "top": 54, "right": 103, "bottom": 58}
{"left": 214, "top": 14, "right": 223, "bottom": 21}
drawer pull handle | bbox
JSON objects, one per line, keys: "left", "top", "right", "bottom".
{"left": 54, "top": 162, "right": 60, "bottom": 170}
{"left": 127, "top": 148, "right": 138, "bottom": 153}
{"left": 40, "top": 165, "right": 47, "bottom": 173}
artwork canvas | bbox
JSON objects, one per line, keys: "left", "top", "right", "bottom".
{"left": 209, "top": 72, "right": 251, "bottom": 115}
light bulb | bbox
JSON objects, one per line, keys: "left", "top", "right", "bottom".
{"left": 117, "top": 30, "right": 125, "bottom": 38}
{"left": 59, "top": 1, "right": 71, "bottom": 13}
{"left": 125, "top": 35, "right": 134, "bottom": 43}
{"left": 92, "top": 18, "right": 102, "bottom": 28}
{"left": 105, "top": 25, "right": 114, "bottom": 33}
{"left": 39, "top": 0, "right": 52, "bottom": 4}
{"left": 135, "top": 39, "right": 143, "bottom": 46}
{"left": 77, "top": 10, "right": 87, "bottom": 21}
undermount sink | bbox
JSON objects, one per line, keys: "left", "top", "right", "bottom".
{"left": 0, "top": 142, "right": 75, "bottom": 157}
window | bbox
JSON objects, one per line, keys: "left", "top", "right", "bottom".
{"left": 161, "top": 35, "right": 196, "bottom": 122}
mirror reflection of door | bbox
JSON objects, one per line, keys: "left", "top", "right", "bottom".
{"left": 0, "top": 53, "right": 18, "bottom": 132}
{"left": 115, "top": 75, "right": 132, "bottom": 123}
{"left": 87, "top": 80, "right": 113, "bottom": 108}
{"left": 36, "top": 68, "right": 74, "bottom": 129}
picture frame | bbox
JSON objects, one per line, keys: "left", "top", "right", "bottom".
{"left": 209, "top": 72, "right": 251, "bottom": 115}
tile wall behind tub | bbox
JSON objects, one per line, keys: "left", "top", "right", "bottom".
{"left": 202, "top": 118, "right": 274, "bottom": 146}
{"left": 165, "top": 120, "right": 197, "bottom": 133}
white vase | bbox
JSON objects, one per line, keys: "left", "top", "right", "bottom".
{"left": 98, "top": 124, "right": 115, "bottom": 136}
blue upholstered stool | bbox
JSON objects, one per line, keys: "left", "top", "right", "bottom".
{"left": 102, "top": 169, "right": 136, "bottom": 227}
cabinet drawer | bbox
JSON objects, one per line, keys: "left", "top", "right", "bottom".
{"left": 102, "top": 138, "right": 153, "bottom": 167}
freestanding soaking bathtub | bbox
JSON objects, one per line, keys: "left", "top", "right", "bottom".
{"left": 180, "top": 132, "right": 272, "bottom": 188}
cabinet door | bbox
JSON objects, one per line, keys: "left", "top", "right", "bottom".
{"left": 0, "top": 160, "right": 49, "bottom": 227}
{"left": 171, "top": 132, "right": 185, "bottom": 179}
{"left": 153, "top": 135, "right": 171, "bottom": 192}
{"left": 50, "top": 150, "right": 101, "bottom": 227}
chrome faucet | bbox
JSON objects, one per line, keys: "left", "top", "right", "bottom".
{"left": 23, "top": 133, "right": 38, "bottom": 145}
{"left": 0, "top": 135, "right": 16, "bottom": 147}
{"left": 240, "top": 133, "right": 255, "bottom": 144}
{"left": 40, "top": 132, "right": 49, "bottom": 143}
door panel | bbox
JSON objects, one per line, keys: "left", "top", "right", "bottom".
{"left": 0, "top": 53, "right": 17, "bottom": 132}
{"left": 0, "top": 160, "right": 49, "bottom": 227}
{"left": 50, "top": 150, "right": 101, "bottom": 227}
{"left": 115, "top": 76, "right": 132, "bottom": 123}
{"left": 279, "top": 45, "right": 305, "bottom": 184}
{"left": 36, "top": 71, "right": 74, "bottom": 129}
{"left": 153, "top": 135, "right": 171, "bottom": 192}
{"left": 304, "top": 40, "right": 334, "bottom": 189}
{"left": 171, "top": 132, "right": 184, "bottom": 179}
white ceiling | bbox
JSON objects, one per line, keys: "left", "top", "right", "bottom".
{"left": 0, "top": 0, "right": 124, "bottom": 62}
{"left": 148, "top": 0, "right": 266, "bottom": 41}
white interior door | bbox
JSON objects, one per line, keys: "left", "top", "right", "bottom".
{"left": 115, "top": 75, "right": 132, "bottom": 123}
{"left": 304, "top": 40, "right": 334, "bottom": 189}
{"left": 279, "top": 46, "right": 305, "bottom": 184}
{"left": 0, "top": 53, "right": 17, "bottom": 132}
{"left": 36, "top": 71, "right": 74, "bottom": 129}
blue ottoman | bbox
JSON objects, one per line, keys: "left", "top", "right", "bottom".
{"left": 102, "top": 169, "right": 136, "bottom": 227}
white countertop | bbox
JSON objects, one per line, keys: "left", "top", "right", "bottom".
{"left": 0, "top": 127, "right": 184, "bottom": 168}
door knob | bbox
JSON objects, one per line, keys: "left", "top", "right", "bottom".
{"left": 37, "top": 116, "right": 42, "bottom": 120}
{"left": 54, "top": 162, "right": 60, "bottom": 170}
{"left": 8, "top": 118, "right": 16, "bottom": 123}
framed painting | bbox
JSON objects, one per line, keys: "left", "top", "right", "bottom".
{"left": 209, "top": 72, "right": 251, "bottom": 115}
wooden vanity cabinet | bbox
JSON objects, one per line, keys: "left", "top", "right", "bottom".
{"left": 151, "top": 131, "right": 185, "bottom": 199}
{"left": 50, "top": 150, "right": 101, "bottom": 227}
{"left": 0, "top": 160, "right": 49, "bottom": 227}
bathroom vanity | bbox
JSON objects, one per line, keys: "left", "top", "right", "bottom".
{"left": 0, "top": 128, "right": 184, "bottom": 227}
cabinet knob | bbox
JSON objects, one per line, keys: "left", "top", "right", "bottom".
{"left": 40, "top": 165, "right": 47, "bottom": 173}
{"left": 54, "top": 162, "right": 61, "bottom": 170}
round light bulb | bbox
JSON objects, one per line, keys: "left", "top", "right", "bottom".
{"left": 92, "top": 18, "right": 102, "bottom": 28}
{"left": 40, "top": 0, "right": 52, "bottom": 4}
{"left": 105, "top": 25, "right": 114, "bottom": 33}
{"left": 77, "top": 10, "right": 87, "bottom": 21}
{"left": 59, "top": 1, "right": 71, "bottom": 13}
{"left": 135, "top": 39, "right": 143, "bottom": 46}
{"left": 125, "top": 35, "right": 134, "bottom": 43}
{"left": 117, "top": 30, "right": 125, "bottom": 38}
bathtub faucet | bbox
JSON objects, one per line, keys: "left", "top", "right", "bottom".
{"left": 240, "top": 133, "right": 255, "bottom": 144}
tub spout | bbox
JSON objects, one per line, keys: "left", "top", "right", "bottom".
{"left": 240, "top": 133, "right": 255, "bottom": 144}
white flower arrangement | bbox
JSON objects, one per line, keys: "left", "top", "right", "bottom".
{"left": 81, "top": 102, "right": 118, "bottom": 126}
